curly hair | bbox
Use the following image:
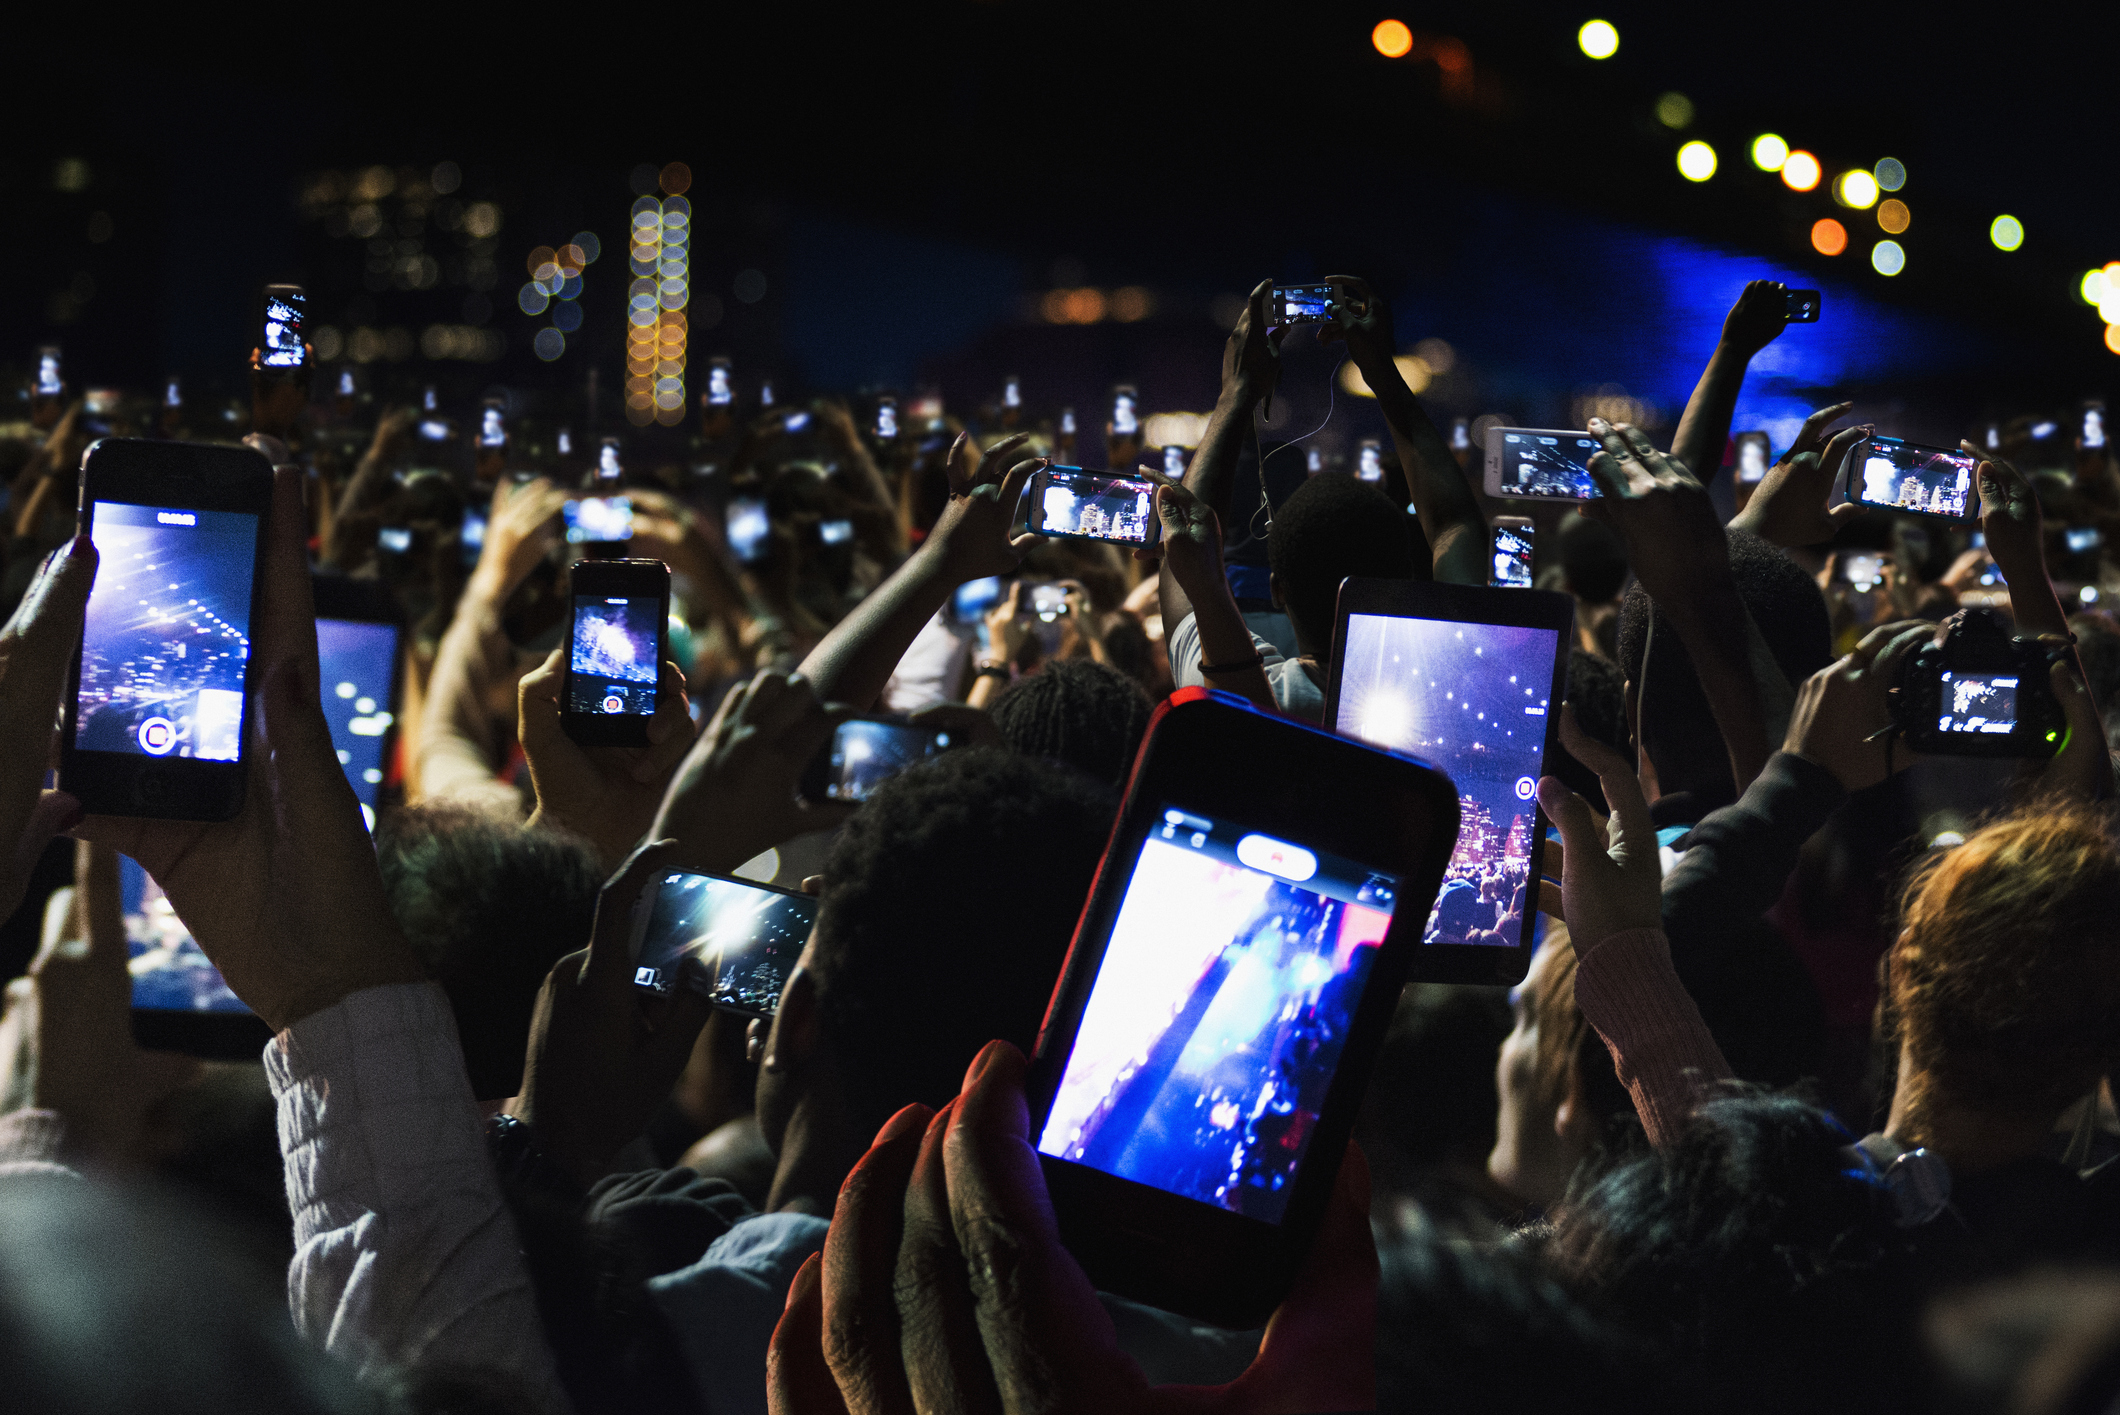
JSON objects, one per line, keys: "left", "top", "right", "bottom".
{"left": 1888, "top": 802, "right": 2120, "bottom": 1117}
{"left": 811, "top": 748, "right": 1117, "bottom": 1135}
{"left": 990, "top": 658, "right": 1153, "bottom": 787}
{"left": 1267, "top": 473, "right": 1421, "bottom": 646}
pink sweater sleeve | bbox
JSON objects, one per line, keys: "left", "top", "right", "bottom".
{"left": 1570, "top": 927, "right": 1732, "bottom": 1149}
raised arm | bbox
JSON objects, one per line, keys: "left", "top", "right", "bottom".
{"left": 1321, "top": 275, "right": 1487, "bottom": 583}
{"left": 1151, "top": 483, "right": 1277, "bottom": 713}
{"left": 1969, "top": 446, "right": 2070, "bottom": 640}
{"left": 797, "top": 431, "right": 1040, "bottom": 711}
{"left": 322, "top": 409, "right": 417, "bottom": 570}
{"left": 1669, "top": 280, "right": 1794, "bottom": 492}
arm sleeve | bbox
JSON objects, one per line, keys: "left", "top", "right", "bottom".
{"left": 1660, "top": 751, "right": 1848, "bottom": 957}
{"left": 413, "top": 591, "right": 525, "bottom": 818}
{"left": 1167, "top": 613, "right": 1286, "bottom": 690}
{"left": 1572, "top": 927, "right": 1732, "bottom": 1149}
{"left": 266, "top": 983, "right": 569, "bottom": 1414}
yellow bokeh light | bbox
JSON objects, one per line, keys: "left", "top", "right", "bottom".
{"left": 1780, "top": 150, "right": 1821, "bottom": 192}
{"left": 1811, "top": 219, "right": 1848, "bottom": 257}
{"left": 1835, "top": 170, "right": 1879, "bottom": 209}
{"left": 1676, "top": 141, "right": 1717, "bottom": 182}
{"left": 1750, "top": 134, "right": 1789, "bottom": 171}
{"left": 1989, "top": 215, "right": 2024, "bottom": 252}
{"left": 1577, "top": 19, "right": 1618, "bottom": 58}
{"left": 2083, "top": 270, "right": 2108, "bottom": 306}
{"left": 1655, "top": 92, "right": 1694, "bottom": 128}
{"left": 1372, "top": 19, "right": 1413, "bottom": 57}
{"left": 1877, "top": 199, "right": 1910, "bottom": 234}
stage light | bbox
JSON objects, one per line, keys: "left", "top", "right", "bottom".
{"left": 1655, "top": 92, "right": 1694, "bottom": 128}
{"left": 1877, "top": 199, "right": 1910, "bottom": 234}
{"left": 1577, "top": 19, "right": 1618, "bottom": 58}
{"left": 1874, "top": 157, "right": 1906, "bottom": 191}
{"left": 1372, "top": 19, "right": 1413, "bottom": 57}
{"left": 1750, "top": 133, "right": 1789, "bottom": 171}
{"left": 1835, "top": 170, "right": 1879, "bottom": 208}
{"left": 1780, "top": 150, "right": 1821, "bottom": 192}
{"left": 1676, "top": 141, "right": 1717, "bottom": 182}
{"left": 1872, "top": 240, "right": 1906, "bottom": 276}
{"left": 2107, "top": 324, "right": 2120, "bottom": 356}
{"left": 1989, "top": 215, "right": 2024, "bottom": 251}
{"left": 1811, "top": 219, "right": 1848, "bottom": 257}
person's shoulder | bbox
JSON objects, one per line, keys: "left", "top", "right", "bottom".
{"left": 1267, "top": 658, "right": 1324, "bottom": 720}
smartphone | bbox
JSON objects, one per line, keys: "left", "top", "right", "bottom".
{"left": 479, "top": 400, "right": 507, "bottom": 449}
{"left": 875, "top": 397, "right": 899, "bottom": 440}
{"left": 1026, "top": 690, "right": 1458, "bottom": 1327}
{"left": 83, "top": 388, "right": 122, "bottom": 434}
{"left": 1483, "top": 427, "right": 1604, "bottom": 501}
{"left": 562, "top": 559, "right": 668, "bottom": 748}
{"left": 1785, "top": 288, "right": 1822, "bottom": 323}
{"left": 35, "top": 346, "right": 62, "bottom": 396}
{"left": 725, "top": 497, "right": 770, "bottom": 564}
{"left": 952, "top": 575, "right": 1004, "bottom": 624}
{"left": 259, "top": 284, "right": 307, "bottom": 370}
{"left": 460, "top": 506, "right": 488, "bottom": 568}
{"left": 557, "top": 428, "right": 574, "bottom": 456}
{"left": 707, "top": 358, "right": 733, "bottom": 407}
{"left": 313, "top": 575, "right": 404, "bottom": 834}
{"left": 1845, "top": 435, "right": 1979, "bottom": 521}
{"left": 782, "top": 410, "right": 812, "bottom": 433}
{"left": 1735, "top": 431, "right": 1772, "bottom": 484}
{"left": 2067, "top": 527, "right": 2104, "bottom": 554}
{"left": 1839, "top": 552, "right": 1886, "bottom": 589}
{"left": 759, "top": 381, "right": 775, "bottom": 409}
{"left": 1004, "top": 376, "right": 1022, "bottom": 409}
{"left": 1451, "top": 417, "right": 1470, "bottom": 452}
{"left": 561, "top": 496, "right": 632, "bottom": 545}
{"left": 423, "top": 386, "right": 439, "bottom": 412}
{"left": 1271, "top": 283, "right": 1336, "bottom": 326}
{"left": 800, "top": 717, "right": 953, "bottom": 804}
{"left": 1985, "top": 424, "right": 2000, "bottom": 451}
{"left": 418, "top": 418, "right": 450, "bottom": 442}
{"left": 1060, "top": 408, "right": 1077, "bottom": 437}
{"left": 629, "top": 868, "right": 817, "bottom": 1016}
{"left": 337, "top": 368, "right": 358, "bottom": 399}
{"left": 1111, "top": 386, "right": 1140, "bottom": 437}
{"left": 1024, "top": 466, "right": 1161, "bottom": 546}
{"left": 1490, "top": 517, "right": 1534, "bottom": 588}
{"left": 63, "top": 440, "right": 273, "bottom": 821}
{"left": 1162, "top": 445, "right": 1187, "bottom": 478}
{"left": 2086, "top": 402, "right": 2107, "bottom": 450}
{"left": 1029, "top": 583, "right": 1071, "bottom": 620}
{"left": 1324, "top": 578, "right": 1575, "bottom": 982}
{"left": 597, "top": 437, "right": 623, "bottom": 483}
{"left": 377, "top": 526, "right": 414, "bottom": 556}
{"left": 122, "top": 854, "right": 271, "bottom": 1058}
{"left": 164, "top": 377, "right": 182, "bottom": 410}
{"left": 1357, "top": 440, "right": 1384, "bottom": 483}
{"left": 2031, "top": 421, "right": 2059, "bottom": 442}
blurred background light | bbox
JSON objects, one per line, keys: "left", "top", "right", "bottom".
{"left": 533, "top": 328, "right": 566, "bottom": 361}
{"left": 1676, "top": 141, "right": 1717, "bottom": 182}
{"left": 1655, "top": 92, "right": 1694, "bottom": 128}
{"left": 1811, "top": 219, "right": 1849, "bottom": 257}
{"left": 572, "top": 231, "right": 602, "bottom": 263}
{"left": 1989, "top": 215, "right": 2024, "bottom": 251}
{"left": 1834, "top": 170, "right": 1880, "bottom": 208}
{"left": 1872, "top": 240, "right": 1906, "bottom": 276}
{"left": 1780, "top": 150, "right": 1821, "bottom": 191}
{"left": 1874, "top": 158, "right": 1907, "bottom": 191}
{"left": 1750, "top": 133, "right": 1789, "bottom": 171}
{"left": 1371, "top": 19, "right": 1413, "bottom": 57}
{"left": 2083, "top": 269, "right": 2108, "bottom": 305}
{"left": 2107, "top": 324, "right": 2120, "bottom": 356}
{"left": 1877, "top": 199, "right": 1910, "bottom": 234}
{"left": 660, "top": 163, "right": 692, "bottom": 196}
{"left": 518, "top": 283, "right": 550, "bottom": 315}
{"left": 1577, "top": 19, "right": 1619, "bottom": 58}
{"left": 1340, "top": 353, "right": 1434, "bottom": 397}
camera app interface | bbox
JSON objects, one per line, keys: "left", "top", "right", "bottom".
{"left": 564, "top": 496, "right": 633, "bottom": 544}
{"left": 633, "top": 872, "right": 817, "bottom": 1013}
{"left": 260, "top": 292, "right": 306, "bottom": 369}
{"left": 119, "top": 854, "right": 247, "bottom": 1015}
{"left": 568, "top": 594, "right": 660, "bottom": 717}
{"left": 76, "top": 503, "right": 258, "bottom": 762}
{"left": 1854, "top": 438, "right": 1975, "bottom": 518}
{"left": 317, "top": 617, "right": 399, "bottom": 825}
{"left": 1492, "top": 527, "right": 1534, "bottom": 588}
{"left": 1038, "top": 808, "right": 1397, "bottom": 1224}
{"left": 822, "top": 719, "right": 949, "bottom": 802}
{"left": 1937, "top": 670, "right": 2018, "bottom": 737}
{"left": 1335, "top": 614, "right": 1559, "bottom": 947}
{"left": 1275, "top": 284, "right": 1335, "bottom": 324}
{"left": 1036, "top": 470, "right": 1155, "bottom": 544}
{"left": 1493, "top": 431, "right": 1603, "bottom": 499}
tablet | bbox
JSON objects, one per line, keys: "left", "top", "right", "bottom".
{"left": 1322, "top": 579, "right": 1575, "bottom": 985}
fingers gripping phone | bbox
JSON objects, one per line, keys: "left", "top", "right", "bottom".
{"left": 1844, "top": 435, "right": 1979, "bottom": 522}
{"left": 259, "top": 285, "right": 307, "bottom": 370}
{"left": 562, "top": 559, "right": 668, "bottom": 748}
{"left": 800, "top": 717, "right": 954, "bottom": 804}
{"left": 1490, "top": 517, "right": 1534, "bottom": 588}
{"left": 63, "top": 440, "right": 274, "bottom": 821}
{"left": 1024, "top": 466, "right": 1161, "bottom": 546}
{"left": 1027, "top": 690, "right": 1458, "bottom": 1327}
{"left": 630, "top": 869, "right": 818, "bottom": 1015}
{"left": 1784, "top": 289, "right": 1822, "bottom": 323}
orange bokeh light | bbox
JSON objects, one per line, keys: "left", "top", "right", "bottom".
{"left": 1432, "top": 35, "right": 1470, "bottom": 71}
{"left": 1782, "top": 150, "right": 1822, "bottom": 192}
{"left": 2106, "top": 323, "right": 2120, "bottom": 356}
{"left": 1372, "top": 19, "right": 1413, "bottom": 56}
{"left": 1811, "top": 219, "right": 1848, "bottom": 257}
{"left": 659, "top": 162, "right": 692, "bottom": 196}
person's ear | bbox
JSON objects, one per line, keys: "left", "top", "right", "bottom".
{"left": 759, "top": 965, "right": 820, "bottom": 1073}
{"left": 1553, "top": 1063, "right": 1599, "bottom": 1151}
{"left": 1269, "top": 573, "right": 1286, "bottom": 612}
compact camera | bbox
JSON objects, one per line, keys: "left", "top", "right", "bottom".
{"left": 1893, "top": 608, "right": 2068, "bottom": 758}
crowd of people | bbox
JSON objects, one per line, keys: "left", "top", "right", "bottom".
{"left": 2, "top": 269, "right": 2120, "bottom": 1415}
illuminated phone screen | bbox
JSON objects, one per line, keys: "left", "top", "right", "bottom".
{"left": 260, "top": 292, "right": 306, "bottom": 369}
{"left": 568, "top": 594, "right": 661, "bottom": 717}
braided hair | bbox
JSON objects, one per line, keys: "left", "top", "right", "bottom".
{"left": 990, "top": 657, "right": 1153, "bottom": 787}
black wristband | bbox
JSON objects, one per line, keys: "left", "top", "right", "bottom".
{"left": 1199, "top": 650, "right": 1267, "bottom": 675}
{"left": 973, "top": 661, "right": 1011, "bottom": 679}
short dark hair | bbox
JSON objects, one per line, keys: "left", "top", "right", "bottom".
{"left": 811, "top": 748, "right": 1116, "bottom": 1134}
{"left": 1267, "top": 474, "right": 1420, "bottom": 644}
{"left": 1558, "top": 512, "right": 1629, "bottom": 604}
{"left": 1554, "top": 649, "right": 1629, "bottom": 813}
{"left": 1615, "top": 528, "right": 1832, "bottom": 802}
{"left": 990, "top": 658, "right": 1153, "bottom": 786}
{"left": 378, "top": 805, "right": 603, "bottom": 1100}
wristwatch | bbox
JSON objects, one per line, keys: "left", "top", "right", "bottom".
{"left": 485, "top": 1113, "right": 584, "bottom": 1202}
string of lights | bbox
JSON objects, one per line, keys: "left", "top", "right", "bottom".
{"left": 626, "top": 163, "right": 693, "bottom": 427}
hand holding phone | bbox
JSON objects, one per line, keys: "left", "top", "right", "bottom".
{"left": 561, "top": 560, "right": 669, "bottom": 748}
{"left": 800, "top": 716, "right": 954, "bottom": 804}
{"left": 1845, "top": 435, "right": 1980, "bottom": 522}
{"left": 520, "top": 634, "right": 693, "bottom": 866}
{"left": 251, "top": 284, "right": 310, "bottom": 439}
{"left": 1024, "top": 466, "right": 1161, "bottom": 547}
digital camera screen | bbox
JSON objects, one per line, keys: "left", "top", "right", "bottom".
{"left": 819, "top": 518, "right": 854, "bottom": 546}
{"left": 1357, "top": 444, "right": 1383, "bottom": 482}
{"left": 1852, "top": 437, "right": 1976, "bottom": 518}
{"left": 597, "top": 442, "right": 622, "bottom": 480}
{"left": 120, "top": 854, "right": 248, "bottom": 1016}
{"left": 36, "top": 351, "right": 61, "bottom": 396}
{"left": 1937, "top": 671, "right": 2018, "bottom": 736}
{"left": 1334, "top": 614, "right": 1558, "bottom": 946}
{"left": 568, "top": 594, "right": 660, "bottom": 717}
{"left": 76, "top": 503, "right": 258, "bottom": 762}
{"left": 1112, "top": 394, "right": 1138, "bottom": 436}
{"left": 480, "top": 407, "right": 505, "bottom": 447}
{"left": 783, "top": 410, "right": 812, "bottom": 433}
{"left": 1035, "top": 469, "right": 1156, "bottom": 544}
{"left": 2088, "top": 410, "right": 2107, "bottom": 449}
{"left": 1004, "top": 378, "right": 1022, "bottom": 408}
{"left": 260, "top": 292, "right": 305, "bottom": 369}
{"left": 633, "top": 871, "right": 816, "bottom": 1014}
{"left": 1491, "top": 430, "right": 1603, "bottom": 500}
{"left": 1037, "top": 807, "right": 1397, "bottom": 1224}
{"left": 564, "top": 496, "right": 633, "bottom": 544}
{"left": 1061, "top": 409, "right": 1077, "bottom": 435}
{"left": 377, "top": 527, "right": 413, "bottom": 555}
{"left": 317, "top": 617, "right": 400, "bottom": 826}
{"left": 707, "top": 365, "right": 732, "bottom": 406}
{"left": 1841, "top": 553, "right": 1885, "bottom": 588}
{"left": 876, "top": 402, "right": 899, "bottom": 439}
{"left": 819, "top": 719, "right": 949, "bottom": 802}
{"left": 725, "top": 498, "right": 770, "bottom": 563}
{"left": 1492, "top": 527, "right": 1533, "bottom": 588}
{"left": 952, "top": 575, "right": 1003, "bottom": 623}
{"left": 1163, "top": 446, "right": 1186, "bottom": 477}
{"left": 1275, "top": 284, "right": 1335, "bottom": 324}
{"left": 164, "top": 378, "right": 182, "bottom": 409}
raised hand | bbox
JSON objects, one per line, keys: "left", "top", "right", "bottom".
{"left": 519, "top": 649, "right": 696, "bottom": 870}
{"left": 1581, "top": 418, "right": 1727, "bottom": 604}
{"left": 474, "top": 477, "right": 568, "bottom": 599}
{"left": 1152, "top": 480, "right": 1227, "bottom": 601}
{"left": 1537, "top": 705, "right": 1662, "bottom": 952}
{"left": 981, "top": 581, "right": 1032, "bottom": 666}
{"left": 927, "top": 431, "right": 1044, "bottom": 586}
{"left": 1728, "top": 403, "right": 1869, "bottom": 548}
{"left": 1780, "top": 619, "right": 1936, "bottom": 791}
{"left": 1316, "top": 274, "right": 1394, "bottom": 377}
{"left": 1719, "top": 278, "right": 1794, "bottom": 357}
{"left": 1225, "top": 278, "right": 1286, "bottom": 414}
